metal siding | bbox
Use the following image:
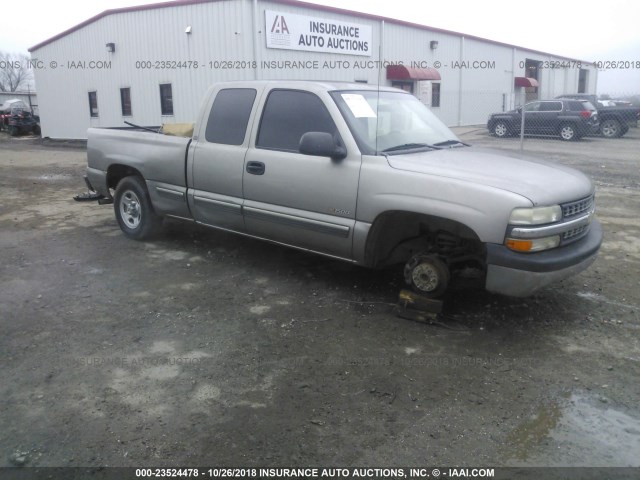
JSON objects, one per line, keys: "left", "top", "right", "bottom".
{"left": 382, "top": 23, "right": 462, "bottom": 126}
{"left": 29, "top": 0, "right": 600, "bottom": 138}
{"left": 457, "top": 38, "right": 513, "bottom": 126}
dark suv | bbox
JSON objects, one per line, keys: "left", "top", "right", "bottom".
{"left": 487, "top": 99, "right": 599, "bottom": 141}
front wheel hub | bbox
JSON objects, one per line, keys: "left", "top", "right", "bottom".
{"left": 412, "top": 263, "right": 440, "bottom": 292}
{"left": 403, "top": 254, "right": 451, "bottom": 298}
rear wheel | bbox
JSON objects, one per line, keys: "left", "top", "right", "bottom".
{"left": 600, "top": 118, "right": 622, "bottom": 138}
{"left": 404, "top": 254, "right": 450, "bottom": 298}
{"left": 113, "top": 176, "right": 162, "bottom": 240}
{"left": 559, "top": 123, "right": 577, "bottom": 141}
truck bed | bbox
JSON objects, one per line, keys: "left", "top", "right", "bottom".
{"left": 88, "top": 127, "right": 191, "bottom": 188}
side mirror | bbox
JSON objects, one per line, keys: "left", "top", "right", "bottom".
{"left": 299, "top": 132, "right": 347, "bottom": 160}
{"left": 517, "top": 107, "right": 522, "bottom": 113}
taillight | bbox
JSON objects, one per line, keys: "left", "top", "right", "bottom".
{"left": 580, "top": 110, "right": 591, "bottom": 119}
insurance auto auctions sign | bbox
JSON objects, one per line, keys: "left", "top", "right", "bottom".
{"left": 265, "top": 10, "right": 372, "bottom": 57}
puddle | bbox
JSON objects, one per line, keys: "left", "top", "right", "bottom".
{"left": 507, "top": 392, "right": 640, "bottom": 466}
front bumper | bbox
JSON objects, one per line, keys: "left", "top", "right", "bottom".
{"left": 485, "top": 219, "right": 603, "bottom": 297}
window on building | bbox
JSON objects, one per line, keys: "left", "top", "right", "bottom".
{"left": 160, "top": 83, "right": 173, "bottom": 116}
{"left": 578, "top": 69, "right": 588, "bottom": 94}
{"left": 120, "top": 88, "right": 132, "bottom": 116}
{"left": 205, "top": 88, "right": 257, "bottom": 145}
{"left": 88, "top": 91, "right": 98, "bottom": 117}
{"left": 256, "top": 90, "right": 339, "bottom": 152}
{"left": 432, "top": 82, "right": 441, "bottom": 108}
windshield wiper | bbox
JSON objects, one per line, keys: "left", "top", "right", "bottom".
{"left": 432, "top": 139, "right": 469, "bottom": 147}
{"left": 381, "top": 143, "right": 441, "bottom": 153}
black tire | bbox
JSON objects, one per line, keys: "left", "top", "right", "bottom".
{"left": 559, "top": 123, "right": 577, "bottom": 141}
{"left": 113, "top": 176, "right": 162, "bottom": 240}
{"left": 33, "top": 124, "right": 41, "bottom": 136}
{"left": 9, "top": 126, "right": 18, "bottom": 137}
{"left": 403, "top": 254, "right": 450, "bottom": 298}
{"left": 492, "top": 121, "right": 510, "bottom": 138}
{"left": 600, "top": 118, "right": 623, "bottom": 138}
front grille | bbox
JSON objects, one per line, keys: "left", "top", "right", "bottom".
{"left": 563, "top": 224, "right": 589, "bottom": 241}
{"left": 562, "top": 195, "right": 594, "bottom": 218}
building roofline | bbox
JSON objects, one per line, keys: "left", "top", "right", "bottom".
{"left": 28, "top": 0, "right": 591, "bottom": 64}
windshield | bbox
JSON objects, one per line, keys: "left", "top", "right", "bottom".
{"left": 330, "top": 90, "right": 461, "bottom": 155}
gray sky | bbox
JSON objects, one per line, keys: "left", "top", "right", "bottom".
{"left": 2, "top": 0, "right": 639, "bottom": 94}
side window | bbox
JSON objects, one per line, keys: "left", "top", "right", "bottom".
{"left": 524, "top": 102, "right": 541, "bottom": 112}
{"left": 539, "top": 102, "right": 562, "bottom": 112}
{"left": 120, "top": 88, "right": 132, "bottom": 116}
{"left": 431, "top": 82, "right": 441, "bottom": 108}
{"left": 205, "top": 88, "right": 257, "bottom": 145}
{"left": 256, "top": 90, "right": 338, "bottom": 152}
{"left": 88, "top": 91, "right": 98, "bottom": 117}
{"left": 160, "top": 83, "right": 173, "bottom": 116}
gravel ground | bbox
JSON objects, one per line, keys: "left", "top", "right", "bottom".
{"left": 1, "top": 128, "right": 639, "bottom": 473}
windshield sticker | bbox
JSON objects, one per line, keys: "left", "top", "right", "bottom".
{"left": 341, "top": 94, "right": 377, "bottom": 118}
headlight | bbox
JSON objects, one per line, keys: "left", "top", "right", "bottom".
{"left": 509, "top": 205, "right": 562, "bottom": 225}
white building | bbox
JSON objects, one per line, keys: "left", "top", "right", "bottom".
{"left": 28, "top": 0, "right": 597, "bottom": 139}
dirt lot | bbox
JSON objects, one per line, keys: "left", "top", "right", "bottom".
{"left": 1, "top": 127, "right": 639, "bottom": 472}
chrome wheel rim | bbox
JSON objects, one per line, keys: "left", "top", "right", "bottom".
{"left": 601, "top": 121, "right": 618, "bottom": 137}
{"left": 119, "top": 190, "right": 142, "bottom": 229}
{"left": 560, "top": 126, "right": 574, "bottom": 140}
{"left": 495, "top": 124, "right": 507, "bottom": 136}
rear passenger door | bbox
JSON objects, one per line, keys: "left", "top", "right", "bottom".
{"left": 242, "top": 89, "right": 361, "bottom": 260}
{"left": 522, "top": 101, "right": 542, "bottom": 134}
{"left": 189, "top": 87, "right": 260, "bottom": 231}
{"left": 537, "top": 101, "right": 563, "bottom": 134}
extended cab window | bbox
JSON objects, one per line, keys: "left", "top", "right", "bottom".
{"left": 205, "top": 88, "right": 257, "bottom": 145}
{"left": 257, "top": 90, "right": 338, "bottom": 152}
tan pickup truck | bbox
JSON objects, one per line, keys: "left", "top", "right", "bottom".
{"left": 84, "top": 81, "right": 602, "bottom": 297}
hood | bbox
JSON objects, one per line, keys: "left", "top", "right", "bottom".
{"left": 386, "top": 146, "right": 594, "bottom": 206}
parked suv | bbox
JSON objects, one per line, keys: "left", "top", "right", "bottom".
{"left": 488, "top": 99, "right": 599, "bottom": 141}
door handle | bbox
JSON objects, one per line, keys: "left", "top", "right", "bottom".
{"left": 246, "top": 161, "right": 265, "bottom": 175}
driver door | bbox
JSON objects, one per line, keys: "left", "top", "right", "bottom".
{"left": 242, "top": 89, "right": 361, "bottom": 259}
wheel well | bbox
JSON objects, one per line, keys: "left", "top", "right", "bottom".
{"left": 559, "top": 122, "right": 577, "bottom": 131}
{"left": 492, "top": 118, "right": 511, "bottom": 128}
{"left": 107, "top": 164, "right": 144, "bottom": 190}
{"left": 599, "top": 114, "right": 619, "bottom": 123}
{"left": 364, "top": 211, "right": 484, "bottom": 269}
